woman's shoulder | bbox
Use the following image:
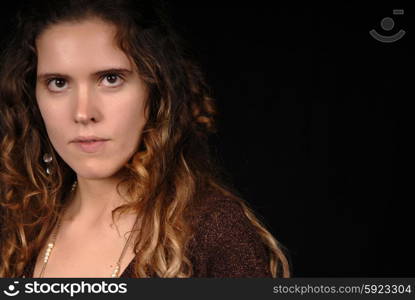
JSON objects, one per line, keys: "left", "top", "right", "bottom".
{"left": 189, "top": 192, "right": 264, "bottom": 249}
{"left": 191, "top": 192, "right": 257, "bottom": 236}
{"left": 186, "top": 191, "right": 272, "bottom": 277}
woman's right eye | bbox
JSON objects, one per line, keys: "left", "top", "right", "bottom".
{"left": 46, "top": 78, "right": 67, "bottom": 92}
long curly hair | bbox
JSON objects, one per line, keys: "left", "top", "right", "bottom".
{"left": 0, "top": 0, "right": 290, "bottom": 278}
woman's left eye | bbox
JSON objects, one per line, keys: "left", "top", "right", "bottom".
{"left": 101, "top": 73, "right": 124, "bottom": 87}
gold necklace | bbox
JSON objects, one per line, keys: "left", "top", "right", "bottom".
{"left": 38, "top": 180, "right": 137, "bottom": 278}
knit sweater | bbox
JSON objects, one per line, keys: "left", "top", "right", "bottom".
{"left": 21, "top": 194, "right": 272, "bottom": 278}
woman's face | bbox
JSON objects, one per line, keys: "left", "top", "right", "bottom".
{"left": 35, "top": 18, "right": 148, "bottom": 180}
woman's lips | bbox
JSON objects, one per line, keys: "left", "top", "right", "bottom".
{"left": 74, "top": 140, "right": 107, "bottom": 153}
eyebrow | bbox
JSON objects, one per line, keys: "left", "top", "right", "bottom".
{"left": 37, "top": 68, "right": 133, "bottom": 81}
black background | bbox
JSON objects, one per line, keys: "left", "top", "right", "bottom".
{"left": 0, "top": 2, "right": 412, "bottom": 276}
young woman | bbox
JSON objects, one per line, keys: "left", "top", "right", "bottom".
{"left": 0, "top": 0, "right": 290, "bottom": 278}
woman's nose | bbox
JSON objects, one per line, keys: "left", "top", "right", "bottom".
{"left": 73, "top": 85, "right": 99, "bottom": 124}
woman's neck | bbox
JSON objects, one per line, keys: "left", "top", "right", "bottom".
{"left": 62, "top": 177, "right": 132, "bottom": 229}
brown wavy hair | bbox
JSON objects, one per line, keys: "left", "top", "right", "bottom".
{"left": 0, "top": 0, "right": 290, "bottom": 278}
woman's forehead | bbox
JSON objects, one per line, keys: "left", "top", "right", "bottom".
{"left": 36, "top": 19, "right": 132, "bottom": 74}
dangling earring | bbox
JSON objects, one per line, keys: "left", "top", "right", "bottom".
{"left": 43, "top": 152, "right": 77, "bottom": 192}
{"left": 71, "top": 180, "right": 78, "bottom": 192}
{"left": 43, "top": 153, "right": 53, "bottom": 175}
